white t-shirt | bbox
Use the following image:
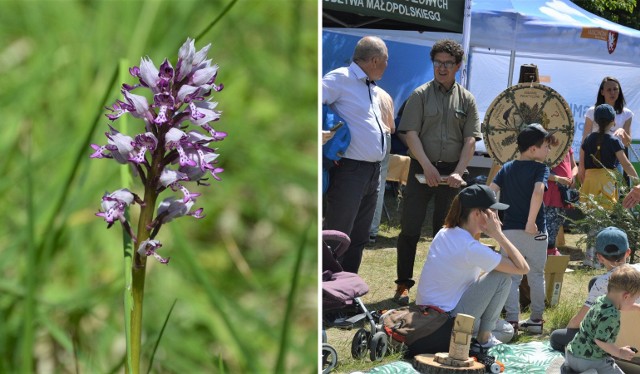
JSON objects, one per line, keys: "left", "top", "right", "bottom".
{"left": 584, "top": 106, "right": 634, "bottom": 140}
{"left": 415, "top": 227, "right": 502, "bottom": 311}
{"left": 585, "top": 263, "right": 640, "bottom": 308}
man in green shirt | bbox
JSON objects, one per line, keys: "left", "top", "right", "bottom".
{"left": 393, "top": 39, "right": 481, "bottom": 305}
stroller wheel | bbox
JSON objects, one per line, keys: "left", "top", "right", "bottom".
{"left": 369, "top": 331, "right": 388, "bottom": 362}
{"left": 351, "top": 328, "right": 370, "bottom": 359}
{"left": 322, "top": 343, "right": 338, "bottom": 374}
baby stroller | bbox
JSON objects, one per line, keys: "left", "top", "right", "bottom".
{"left": 322, "top": 230, "right": 389, "bottom": 373}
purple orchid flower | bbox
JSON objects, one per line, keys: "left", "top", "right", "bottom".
{"left": 91, "top": 37, "right": 225, "bottom": 265}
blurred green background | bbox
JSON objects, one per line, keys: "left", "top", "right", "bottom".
{"left": 0, "top": 0, "right": 318, "bottom": 372}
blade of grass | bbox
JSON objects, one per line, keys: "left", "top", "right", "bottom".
{"left": 20, "top": 124, "right": 36, "bottom": 372}
{"left": 146, "top": 299, "right": 178, "bottom": 374}
{"left": 274, "top": 220, "right": 311, "bottom": 373}
{"left": 195, "top": 0, "right": 239, "bottom": 41}
{"left": 118, "top": 58, "right": 135, "bottom": 374}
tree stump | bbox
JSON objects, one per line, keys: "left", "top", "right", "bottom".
{"left": 414, "top": 354, "right": 485, "bottom": 373}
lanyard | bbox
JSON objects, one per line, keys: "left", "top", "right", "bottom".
{"left": 366, "top": 79, "right": 385, "bottom": 158}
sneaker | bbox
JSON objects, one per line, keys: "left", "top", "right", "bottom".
{"left": 519, "top": 318, "right": 544, "bottom": 334}
{"left": 507, "top": 321, "right": 519, "bottom": 337}
{"left": 369, "top": 235, "right": 376, "bottom": 244}
{"left": 393, "top": 285, "right": 410, "bottom": 306}
{"left": 479, "top": 334, "right": 502, "bottom": 349}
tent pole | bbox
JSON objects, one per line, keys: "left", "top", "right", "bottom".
{"left": 507, "top": 50, "right": 516, "bottom": 87}
{"left": 460, "top": 0, "right": 472, "bottom": 88}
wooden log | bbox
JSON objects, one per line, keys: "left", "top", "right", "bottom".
{"left": 449, "top": 314, "right": 475, "bottom": 361}
{"left": 414, "top": 354, "right": 485, "bottom": 373}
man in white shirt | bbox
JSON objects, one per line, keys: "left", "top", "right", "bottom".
{"left": 322, "top": 36, "right": 389, "bottom": 273}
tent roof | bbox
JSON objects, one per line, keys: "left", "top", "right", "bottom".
{"left": 470, "top": 0, "right": 640, "bottom": 63}
{"left": 323, "top": 0, "right": 640, "bottom": 65}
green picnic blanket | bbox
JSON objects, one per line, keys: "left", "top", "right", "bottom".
{"left": 365, "top": 341, "right": 562, "bottom": 374}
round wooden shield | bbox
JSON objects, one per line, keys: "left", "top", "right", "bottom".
{"left": 483, "top": 83, "right": 574, "bottom": 168}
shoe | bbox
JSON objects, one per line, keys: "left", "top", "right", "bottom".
{"left": 519, "top": 318, "right": 544, "bottom": 334}
{"left": 479, "top": 334, "right": 502, "bottom": 349}
{"left": 507, "top": 321, "right": 519, "bottom": 337}
{"left": 369, "top": 235, "right": 376, "bottom": 244}
{"left": 393, "top": 285, "right": 410, "bottom": 306}
{"left": 547, "top": 247, "right": 561, "bottom": 256}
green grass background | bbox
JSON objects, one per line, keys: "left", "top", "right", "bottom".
{"left": 0, "top": 0, "right": 318, "bottom": 372}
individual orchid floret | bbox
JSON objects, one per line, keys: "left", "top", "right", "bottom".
{"left": 180, "top": 150, "right": 221, "bottom": 182}
{"left": 165, "top": 128, "right": 196, "bottom": 167}
{"left": 138, "top": 57, "right": 160, "bottom": 93}
{"left": 105, "top": 99, "right": 135, "bottom": 121}
{"left": 159, "top": 168, "right": 188, "bottom": 187}
{"left": 191, "top": 64, "right": 218, "bottom": 86}
{"left": 123, "top": 91, "right": 154, "bottom": 123}
{"left": 147, "top": 196, "right": 205, "bottom": 239}
{"left": 129, "top": 132, "right": 158, "bottom": 164}
{"left": 176, "top": 38, "right": 196, "bottom": 82}
{"left": 90, "top": 125, "right": 135, "bottom": 164}
{"left": 153, "top": 93, "right": 175, "bottom": 125}
{"left": 137, "top": 239, "right": 169, "bottom": 264}
{"left": 156, "top": 196, "right": 205, "bottom": 223}
{"left": 95, "top": 189, "right": 143, "bottom": 240}
{"left": 158, "top": 168, "right": 199, "bottom": 202}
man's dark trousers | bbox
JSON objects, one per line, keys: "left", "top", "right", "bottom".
{"left": 396, "top": 158, "right": 459, "bottom": 287}
{"left": 324, "top": 158, "right": 380, "bottom": 274}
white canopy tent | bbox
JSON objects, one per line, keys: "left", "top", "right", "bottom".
{"left": 322, "top": 0, "right": 640, "bottom": 162}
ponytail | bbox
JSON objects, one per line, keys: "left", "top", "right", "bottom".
{"left": 443, "top": 195, "right": 474, "bottom": 228}
{"left": 594, "top": 115, "right": 608, "bottom": 163}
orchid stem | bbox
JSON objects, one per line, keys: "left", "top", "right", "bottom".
{"left": 128, "top": 140, "right": 162, "bottom": 373}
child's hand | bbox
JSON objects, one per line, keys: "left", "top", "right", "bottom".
{"left": 618, "top": 346, "right": 637, "bottom": 360}
{"left": 525, "top": 221, "right": 538, "bottom": 236}
{"left": 556, "top": 176, "right": 571, "bottom": 186}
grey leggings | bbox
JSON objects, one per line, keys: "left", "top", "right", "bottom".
{"left": 453, "top": 270, "right": 512, "bottom": 335}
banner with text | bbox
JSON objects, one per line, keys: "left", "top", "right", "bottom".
{"left": 323, "top": 0, "right": 465, "bottom": 33}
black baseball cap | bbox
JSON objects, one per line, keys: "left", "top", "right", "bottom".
{"left": 459, "top": 184, "right": 509, "bottom": 210}
{"left": 517, "top": 123, "right": 556, "bottom": 151}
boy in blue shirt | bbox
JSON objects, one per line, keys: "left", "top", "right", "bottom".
{"left": 562, "top": 264, "right": 640, "bottom": 373}
{"left": 490, "top": 124, "right": 555, "bottom": 334}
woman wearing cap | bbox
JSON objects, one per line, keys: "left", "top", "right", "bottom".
{"left": 550, "top": 227, "right": 640, "bottom": 352}
{"left": 408, "top": 184, "right": 529, "bottom": 355}
{"left": 579, "top": 103, "right": 638, "bottom": 266}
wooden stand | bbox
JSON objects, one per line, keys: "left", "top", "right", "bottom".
{"left": 414, "top": 314, "right": 484, "bottom": 373}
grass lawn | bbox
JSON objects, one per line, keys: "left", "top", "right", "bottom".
{"left": 323, "top": 190, "right": 606, "bottom": 374}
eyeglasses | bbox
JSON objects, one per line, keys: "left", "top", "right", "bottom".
{"left": 433, "top": 60, "right": 457, "bottom": 69}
